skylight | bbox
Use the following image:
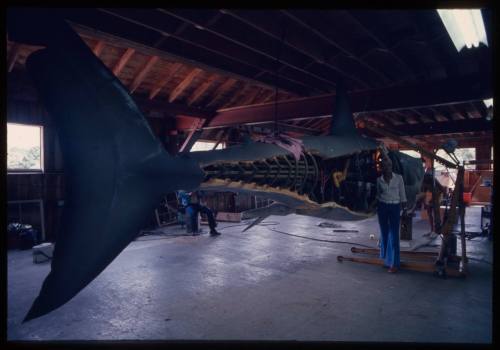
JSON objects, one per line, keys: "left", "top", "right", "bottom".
{"left": 437, "top": 9, "right": 488, "bottom": 51}
{"left": 483, "top": 98, "right": 493, "bottom": 108}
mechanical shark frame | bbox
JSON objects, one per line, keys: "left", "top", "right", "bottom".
{"left": 8, "top": 9, "right": 424, "bottom": 322}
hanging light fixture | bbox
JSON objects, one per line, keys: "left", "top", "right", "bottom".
{"left": 437, "top": 9, "right": 488, "bottom": 51}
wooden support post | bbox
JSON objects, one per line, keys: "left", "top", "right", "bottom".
{"left": 431, "top": 157, "right": 442, "bottom": 234}
{"left": 212, "top": 128, "right": 230, "bottom": 150}
{"left": 437, "top": 166, "right": 465, "bottom": 273}
{"left": 458, "top": 168, "right": 468, "bottom": 274}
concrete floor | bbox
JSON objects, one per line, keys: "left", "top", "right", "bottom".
{"left": 7, "top": 206, "right": 492, "bottom": 342}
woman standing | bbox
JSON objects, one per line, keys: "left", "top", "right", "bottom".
{"left": 377, "top": 157, "right": 407, "bottom": 273}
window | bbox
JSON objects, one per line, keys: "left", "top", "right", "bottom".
{"left": 435, "top": 147, "right": 476, "bottom": 170}
{"left": 190, "top": 141, "right": 225, "bottom": 152}
{"left": 7, "top": 123, "right": 43, "bottom": 172}
{"left": 434, "top": 147, "right": 476, "bottom": 188}
{"left": 399, "top": 150, "right": 421, "bottom": 159}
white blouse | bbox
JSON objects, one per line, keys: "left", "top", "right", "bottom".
{"left": 377, "top": 172, "right": 407, "bottom": 204}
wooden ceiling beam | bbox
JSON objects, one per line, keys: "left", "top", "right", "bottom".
{"left": 392, "top": 119, "right": 492, "bottom": 136}
{"left": 249, "top": 88, "right": 267, "bottom": 105}
{"left": 159, "top": 9, "right": 338, "bottom": 91}
{"left": 426, "top": 107, "right": 447, "bottom": 122}
{"left": 209, "top": 73, "right": 491, "bottom": 128}
{"left": 366, "top": 112, "right": 401, "bottom": 126}
{"left": 221, "top": 84, "right": 250, "bottom": 108}
{"left": 179, "top": 119, "right": 205, "bottom": 153}
{"left": 432, "top": 106, "right": 453, "bottom": 121}
{"left": 72, "top": 19, "right": 296, "bottom": 95}
{"left": 238, "top": 87, "right": 262, "bottom": 106}
{"left": 187, "top": 73, "right": 218, "bottom": 106}
{"left": 407, "top": 109, "right": 434, "bottom": 123}
{"left": 343, "top": 11, "right": 419, "bottom": 81}
{"left": 130, "top": 55, "right": 159, "bottom": 93}
{"left": 205, "top": 78, "right": 238, "bottom": 108}
{"left": 281, "top": 10, "right": 393, "bottom": 85}
{"left": 262, "top": 90, "right": 277, "bottom": 103}
{"left": 112, "top": 47, "right": 135, "bottom": 76}
{"left": 92, "top": 40, "right": 106, "bottom": 57}
{"left": 149, "top": 62, "right": 183, "bottom": 100}
{"left": 447, "top": 104, "right": 466, "bottom": 120}
{"left": 169, "top": 68, "right": 203, "bottom": 103}
{"left": 95, "top": 9, "right": 310, "bottom": 95}
{"left": 7, "top": 43, "right": 21, "bottom": 72}
{"left": 392, "top": 110, "right": 420, "bottom": 124}
{"left": 466, "top": 102, "right": 482, "bottom": 119}
{"left": 308, "top": 118, "right": 328, "bottom": 129}
{"left": 133, "top": 95, "right": 215, "bottom": 119}
{"left": 221, "top": 9, "right": 371, "bottom": 89}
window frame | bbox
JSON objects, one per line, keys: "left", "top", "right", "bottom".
{"left": 7, "top": 122, "right": 44, "bottom": 174}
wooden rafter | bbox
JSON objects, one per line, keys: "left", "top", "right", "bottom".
{"left": 179, "top": 118, "right": 205, "bottom": 152}
{"left": 300, "top": 118, "right": 318, "bottom": 128}
{"left": 309, "top": 118, "right": 328, "bottom": 129}
{"left": 112, "top": 48, "right": 135, "bottom": 76}
{"left": 377, "top": 112, "right": 402, "bottom": 126}
{"left": 254, "top": 89, "right": 274, "bottom": 104}
{"left": 130, "top": 55, "right": 159, "bottom": 93}
{"left": 433, "top": 107, "right": 450, "bottom": 121}
{"left": 92, "top": 40, "right": 106, "bottom": 57}
{"left": 7, "top": 43, "right": 21, "bottom": 72}
{"left": 421, "top": 108, "right": 447, "bottom": 122}
{"left": 410, "top": 109, "right": 434, "bottom": 123}
{"left": 187, "top": 73, "right": 218, "bottom": 106}
{"left": 466, "top": 102, "right": 482, "bottom": 119}
{"left": 239, "top": 87, "right": 262, "bottom": 106}
{"left": 252, "top": 88, "right": 272, "bottom": 105}
{"left": 223, "top": 84, "right": 251, "bottom": 108}
{"left": 206, "top": 78, "right": 238, "bottom": 108}
{"left": 169, "top": 68, "right": 202, "bottom": 103}
{"left": 149, "top": 62, "right": 183, "bottom": 100}
{"left": 394, "top": 110, "right": 419, "bottom": 124}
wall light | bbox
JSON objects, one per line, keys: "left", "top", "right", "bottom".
{"left": 437, "top": 9, "right": 488, "bottom": 51}
{"left": 483, "top": 98, "right": 493, "bottom": 108}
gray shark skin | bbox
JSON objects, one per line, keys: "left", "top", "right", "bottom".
{"left": 9, "top": 9, "right": 423, "bottom": 322}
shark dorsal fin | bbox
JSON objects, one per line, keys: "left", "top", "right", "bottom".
{"left": 330, "top": 80, "right": 358, "bottom": 137}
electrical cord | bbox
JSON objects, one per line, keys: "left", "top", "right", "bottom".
{"left": 266, "top": 227, "right": 374, "bottom": 248}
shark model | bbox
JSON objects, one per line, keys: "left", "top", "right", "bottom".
{"left": 8, "top": 9, "right": 424, "bottom": 322}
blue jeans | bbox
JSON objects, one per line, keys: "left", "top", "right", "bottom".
{"left": 377, "top": 202, "right": 401, "bottom": 268}
{"left": 186, "top": 204, "right": 217, "bottom": 232}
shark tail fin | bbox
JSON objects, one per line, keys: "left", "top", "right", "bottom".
{"left": 14, "top": 9, "right": 202, "bottom": 322}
